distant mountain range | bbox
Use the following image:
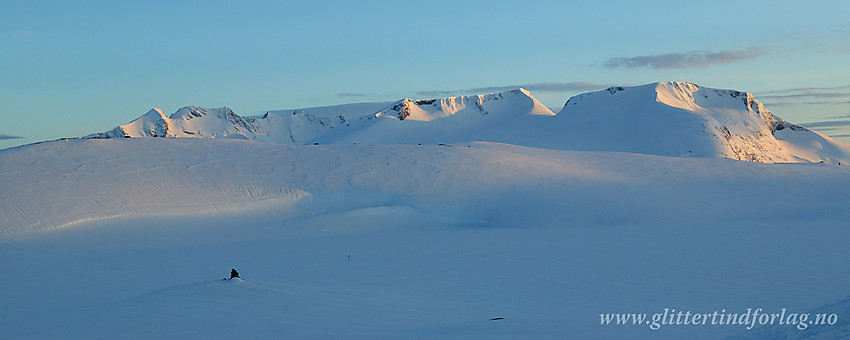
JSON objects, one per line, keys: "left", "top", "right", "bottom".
{"left": 92, "top": 81, "right": 850, "bottom": 164}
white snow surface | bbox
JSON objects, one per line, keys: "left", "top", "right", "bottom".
{"left": 1, "top": 137, "right": 850, "bottom": 338}
{"left": 5, "top": 81, "right": 850, "bottom": 338}
{"left": 92, "top": 82, "right": 850, "bottom": 164}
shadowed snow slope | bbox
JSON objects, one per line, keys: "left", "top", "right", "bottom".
{"left": 2, "top": 137, "right": 850, "bottom": 237}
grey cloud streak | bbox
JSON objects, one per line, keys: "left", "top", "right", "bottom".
{"left": 604, "top": 48, "right": 766, "bottom": 70}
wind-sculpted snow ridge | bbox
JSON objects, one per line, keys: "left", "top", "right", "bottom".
{"left": 3, "top": 137, "right": 850, "bottom": 237}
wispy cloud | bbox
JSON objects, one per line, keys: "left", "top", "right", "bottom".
{"left": 761, "top": 101, "right": 798, "bottom": 108}
{"left": 761, "top": 85, "right": 850, "bottom": 95}
{"left": 417, "top": 82, "right": 612, "bottom": 98}
{"left": 603, "top": 48, "right": 766, "bottom": 70}
{"left": 764, "top": 100, "right": 846, "bottom": 107}
{"left": 757, "top": 85, "right": 850, "bottom": 106}
{"left": 798, "top": 120, "right": 850, "bottom": 129}
{"left": 337, "top": 92, "right": 370, "bottom": 98}
{"left": 759, "top": 92, "right": 850, "bottom": 100}
{"left": 0, "top": 134, "right": 24, "bottom": 140}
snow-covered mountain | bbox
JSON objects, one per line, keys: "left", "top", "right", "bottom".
{"left": 550, "top": 81, "right": 850, "bottom": 164}
{"left": 95, "top": 102, "right": 393, "bottom": 144}
{"left": 92, "top": 82, "right": 850, "bottom": 164}
{"left": 313, "top": 88, "right": 554, "bottom": 145}
{"left": 92, "top": 89, "right": 551, "bottom": 145}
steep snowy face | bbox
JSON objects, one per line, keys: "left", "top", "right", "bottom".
{"left": 654, "top": 81, "right": 787, "bottom": 162}
{"left": 558, "top": 81, "right": 850, "bottom": 164}
{"left": 100, "top": 108, "right": 170, "bottom": 138}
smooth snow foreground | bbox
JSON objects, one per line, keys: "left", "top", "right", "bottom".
{"left": 1, "top": 138, "right": 849, "bottom": 339}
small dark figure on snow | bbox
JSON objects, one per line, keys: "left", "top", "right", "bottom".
{"left": 230, "top": 268, "right": 239, "bottom": 279}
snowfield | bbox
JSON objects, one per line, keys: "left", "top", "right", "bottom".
{"left": 4, "top": 138, "right": 850, "bottom": 237}
{"left": 1, "top": 138, "right": 849, "bottom": 339}
{"left": 3, "top": 82, "right": 850, "bottom": 338}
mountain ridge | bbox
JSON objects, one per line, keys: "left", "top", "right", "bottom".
{"left": 90, "top": 81, "right": 850, "bottom": 164}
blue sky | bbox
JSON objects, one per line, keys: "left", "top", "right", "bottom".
{"left": 2, "top": 0, "right": 850, "bottom": 149}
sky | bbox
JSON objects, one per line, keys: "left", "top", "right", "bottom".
{"left": 2, "top": 0, "right": 850, "bottom": 149}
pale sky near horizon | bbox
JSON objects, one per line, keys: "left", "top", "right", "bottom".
{"left": 2, "top": 0, "right": 850, "bottom": 149}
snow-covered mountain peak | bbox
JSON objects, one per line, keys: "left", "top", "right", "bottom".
{"left": 652, "top": 81, "right": 759, "bottom": 114}
{"left": 144, "top": 108, "right": 168, "bottom": 120}
{"left": 563, "top": 81, "right": 758, "bottom": 113}
{"left": 555, "top": 81, "right": 850, "bottom": 164}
